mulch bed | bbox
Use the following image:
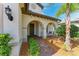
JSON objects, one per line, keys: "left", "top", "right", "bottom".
{"left": 19, "top": 42, "right": 28, "bottom": 56}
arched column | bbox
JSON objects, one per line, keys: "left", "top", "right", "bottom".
{"left": 38, "top": 22, "right": 43, "bottom": 37}
{"left": 23, "top": 26, "right": 28, "bottom": 42}
{"left": 43, "top": 25, "right": 47, "bottom": 39}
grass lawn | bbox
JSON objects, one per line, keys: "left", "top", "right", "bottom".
{"left": 46, "top": 37, "right": 79, "bottom": 56}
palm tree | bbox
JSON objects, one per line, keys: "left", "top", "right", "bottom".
{"left": 56, "top": 3, "right": 79, "bottom": 51}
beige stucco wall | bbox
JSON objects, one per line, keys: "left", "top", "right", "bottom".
{"left": 22, "top": 14, "right": 57, "bottom": 28}
{"left": 3, "top": 4, "right": 20, "bottom": 43}
{"left": 0, "top": 4, "right": 3, "bottom": 33}
{"left": 1, "top": 3, "right": 22, "bottom": 56}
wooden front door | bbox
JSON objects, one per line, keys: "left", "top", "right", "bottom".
{"left": 30, "top": 23, "right": 34, "bottom": 35}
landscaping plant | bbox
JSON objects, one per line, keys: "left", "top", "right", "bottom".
{"left": 28, "top": 37, "right": 40, "bottom": 56}
{"left": 0, "top": 34, "right": 13, "bottom": 56}
{"left": 56, "top": 24, "right": 79, "bottom": 38}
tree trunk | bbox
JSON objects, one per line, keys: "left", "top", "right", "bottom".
{"left": 64, "top": 3, "right": 71, "bottom": 51}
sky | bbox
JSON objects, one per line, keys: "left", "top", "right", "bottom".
{"left": 41, "top": 3, "right": 79, "bottom": 22}
{"left": 42, "top": 3, "right": 62, "bottom": 17}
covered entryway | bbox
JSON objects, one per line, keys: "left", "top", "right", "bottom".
{"left": 47, "top": 23, "right": 55, "bottom": 37}
{"left": 22, "top": 14, "right": 59, "bottom": 42}
{"left": 27, "top": 21, "right": 44, "bottom": 37}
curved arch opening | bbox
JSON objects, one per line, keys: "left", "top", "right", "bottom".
{"left": 46, "top": 23, "right": 55, "bottom": 37}
{"left": 27, "top": 20, "right": 44, "bottom": 38}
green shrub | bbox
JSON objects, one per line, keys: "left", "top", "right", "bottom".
{"left": 0, "top": 34, "right": 12, "bottom": 45}
{"left": 0, "top": 34, "right": 13, "bottom": 56}
{"left": 0, "top": 45, "right": 11, "bottom": 56}
{"left": 70, "top": 25, "right": 79, "bottom": 37}
{"left": 56, "top": 24, "right": 65, "bottom": 37}
{"left": 56, "top": 24, "right": 79, "bottom": 38}
{"left": 74, "top": 32, "right": 79, "bottom": 37}
{"left": 28, "top": 37, "right": 40, "bottom": 56}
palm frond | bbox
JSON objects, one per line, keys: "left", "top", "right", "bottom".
{"left": 55, "top": 4, "right": 66, "bottom": 17}
{"left": 55, "top": 3, "right": 79, "bottom": 17}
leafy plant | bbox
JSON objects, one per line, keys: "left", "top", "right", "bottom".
{"left": 0, "top": 45, "right": 11, "bottom": 56}
{"left": 70, "top": 25, "right": 79, "bottom": 37}
{"left": 28, "top": 37, "right": 40, "bottom": 56}
{"left": 0, "top": 34, "right": 13, "bottom": 56}
{"left": 56, "top": 24, "right": 79, "bottom": 38}
{"left": 76, "top": 32, "right": 79, "bottom": 37}
{"left": 56, "top": 24, "right": 66, "bottom": 37}
{"left": 0, "top": 34, "right": 12, "bottom": 45}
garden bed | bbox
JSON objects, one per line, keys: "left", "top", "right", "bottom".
{"left": 28, "top": 37, "right": 40, "bottom": 56}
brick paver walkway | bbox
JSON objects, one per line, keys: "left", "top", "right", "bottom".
{"left": 34, "top": 37, "right": 54, "bottom": 56}
{"left": 19, "top": 36, "right": 60, "bottom": 56}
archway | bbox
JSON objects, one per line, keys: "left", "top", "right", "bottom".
{"left": 27, "top": 20, "right": 44, "bottom": 38}
{"left": 46, "top": 23, "right": 55, "bottom": 37}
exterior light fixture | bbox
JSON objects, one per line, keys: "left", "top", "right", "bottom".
{"left": 5, "top": 5, "right": 13, "bottom": 21}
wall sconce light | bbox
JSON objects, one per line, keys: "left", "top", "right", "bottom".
{"left": 5, "top": 5, "right": 13, "bottom": 21}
